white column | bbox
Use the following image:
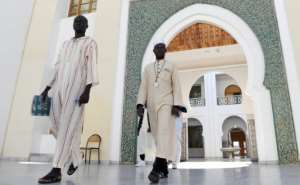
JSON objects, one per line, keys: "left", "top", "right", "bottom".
{"left": 210, "top": 73, "right": 218, "bottom": 107}
{"left": 202, "top": 74, "right": 211, "bottom": 158}
{"left": 210, "top": 73, "right": 223, "bottom": 157}
{"left": 109, "top": 0, "right": 130, "bottom": 162}
{"left": 203, "top": 72, "right": 219, "bottom": 158}
{"left": 252, "top": 88, "right": 278, "bottom": 162}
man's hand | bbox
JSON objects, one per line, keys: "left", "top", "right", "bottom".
{"left": 137, "top": 104, "right": 144, "bottom": 117}
{"left": 137, "top": 115, "right": 143, "bottom": 136}
{"left": 171, "top": 106, "right": 181, "bottom": 117}
{"left": 79, "top": 91, "right": 90, "bottom": 106}
{"left": 41, "top": 86, "right": 51, "bottom": 102}
{"left": 79, "top": 84, "right": 92, "bottom": 106}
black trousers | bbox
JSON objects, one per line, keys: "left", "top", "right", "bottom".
{"left": 153, "top": 157, "right": 168, "bottom": 175}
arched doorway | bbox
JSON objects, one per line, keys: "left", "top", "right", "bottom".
{"left": 188, "top": 118, "right": 204, "bottom": 158}
{"left": 230, "top": 128, "right": 246, "bottom": 157}
{"left": 119, "top": 3, "right": 298, "bottom": 163}
{"left": 138, "top": 4, "right": 281, "bottom": 162}
{"left": 222, "top": 116, "right": 248, "bottom": 158}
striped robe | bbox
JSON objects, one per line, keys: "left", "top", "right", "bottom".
{"left": 47, "top": 36, "right": 99, "bottom": 168}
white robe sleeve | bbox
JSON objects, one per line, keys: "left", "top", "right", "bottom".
{"left": 46, "top": 47, "right": 62, "bottom": 87}
{"left": 137, "top": 68, "right": 148, "bottom": 106}
{"left": 172, "top": 65, "right": 187, "bottom": 112}
{"left": 86, "top": 41, "right": 99, "bottom": 86}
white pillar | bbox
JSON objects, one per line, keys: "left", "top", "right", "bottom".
{"left": 252, "top": 88, "right": 278, "bottom": 162}
{"left": 211, "top": 73, "right": 223, "bottom": 158}
{"left": 203, "top": 74, "right": 211, "bottom": 158}
{"left": 203, "top": 72, "right": 219, "bottom": 158}
{"left": 109, "top": 0, "right": 130, "bottom": 162}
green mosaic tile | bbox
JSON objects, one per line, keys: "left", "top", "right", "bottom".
{"left": 121, "top": 0, "right": 298, "bottom": 164}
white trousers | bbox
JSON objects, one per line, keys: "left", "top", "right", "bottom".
{"left": 137, "top": 111, "right": 155, "bottom": 162}
{"left": 175, "top": 117, "right": 183, "bottom": 164}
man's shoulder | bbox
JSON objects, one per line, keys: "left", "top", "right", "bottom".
{"left": 62, "top": 39, "right": 71, "bottom": 48}
{"left": 165, "top": 60, "right": 174, "bottom": 66}
{"left": 86, "top": 37, "right": 97, "bottom": 45}
{"left": 144, "top": 61, "right": 175, "bottom": 71}
{"left": 165, "top": 61, "right": 176, "bottom": 71}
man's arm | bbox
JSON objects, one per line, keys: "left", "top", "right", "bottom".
{"left": 171, "top": 65, "right": 187, "bottom": 116}
{"left": 40, "top": 43, "right": 64, "bottom": 102}
{"left": 147, "top": 111, "right": 151, "bottom": 133}
{"left": 137, "top": 114, "right": 144, "bottom": 136}
{"left": 79, "top": 40, "right": 99, "bottom": 106}
{"left": 136, "top": 68, "right": 148, "bottom": 117}
{"left": 86, "top": 41, "right": 99, "bottom": 86}
{"left": 41, "top": 86, "right": 51, "bottom": 102}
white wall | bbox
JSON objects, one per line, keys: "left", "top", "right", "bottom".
{"left": 0, "top": 0, "right": 35, "bottom": 155}
{"left": 284, "top": 1, "right": 300, "bottom": 83}
{"left": 1, "top": 0, "right": 122, "bottom": 160}
{"left": 3, "top": 0, "right": 62, "bottom": 158}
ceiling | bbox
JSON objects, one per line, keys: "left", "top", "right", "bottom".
{"left": 167, "top": 23, "right": 237, "bottom": 52}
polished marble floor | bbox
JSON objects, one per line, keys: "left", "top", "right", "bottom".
{"left": 0, "top": 160, "right": 300, "bottom": 185}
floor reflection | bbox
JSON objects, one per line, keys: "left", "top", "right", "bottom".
{"left": 173, "top": 161, "right": 252, "bottom": 169}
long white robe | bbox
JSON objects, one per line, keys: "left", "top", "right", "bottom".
{"left": 137, "top": 61, "right": 185, "bottom": 161}
{"left": 47, "top": 36, "right": 99, "bottom": 168}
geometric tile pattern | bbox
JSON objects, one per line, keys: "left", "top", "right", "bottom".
{"left": 247, "top": 119, "right": 259, "bottom": 162}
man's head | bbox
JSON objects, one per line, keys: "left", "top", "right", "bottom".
{"left": 73, "top": 15, "right": 88, "bottom": 34}
{"left": 153, "top": 43, "right": 167, "bottom": 60}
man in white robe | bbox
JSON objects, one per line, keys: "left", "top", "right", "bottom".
{"left": 137, "top": 43, "right": 186, "bottom": 183}
{"left": 38, "top": 15, "right": 99, "bottom": 184}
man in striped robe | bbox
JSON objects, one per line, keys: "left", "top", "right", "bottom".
{"left": 38, "top": 15, "right": 99, "bottom": 184}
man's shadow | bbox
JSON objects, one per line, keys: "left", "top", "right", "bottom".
{"left": 65, "top": 180, "right": 80, "bottom": 185}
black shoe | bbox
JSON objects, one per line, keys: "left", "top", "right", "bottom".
{"left": 148, "top": 171, "right": 160, "bottom": 183}
{"left": 38, "top": 171, "right": 61, "bottom": 184}
{"left": 159, "top": 172, "right": 168, "bottom": 178}
{"left": 67, "top": 163, "right": 78, "bottom": 176}
{"left": 161, "top": 159, "right": 169, "bottom": 178}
